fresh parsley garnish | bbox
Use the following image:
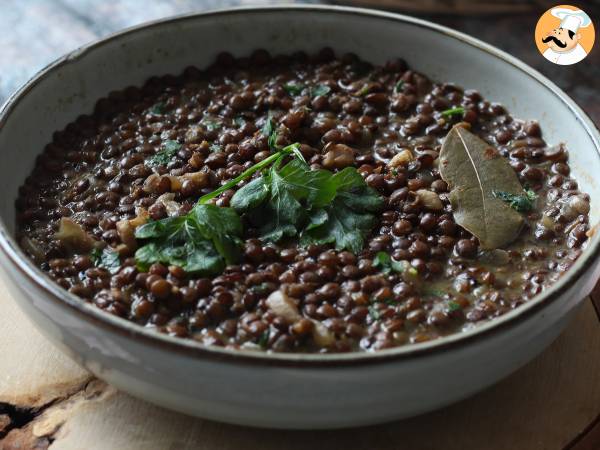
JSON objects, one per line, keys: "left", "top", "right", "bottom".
{"left": 258, "top": 330, "right": 270, "bottom": 348}
{"left": 492, "top": 189, "right": 537, "bottom": 213}
{"left": 146, "top": 140, "right": 181, "bottom": 167}
{"left": 374, "top": 252, "right": 395, "bottom": 274}
{"left": 133, "top": 109, "right": 384, "bottom": 274}
{"left": 249, "top": 282, "right": 272, "bottom": 295}
{"left": 299, "top": 168, "right": 383, "bottom": 253}
{"left": 440, "top": 107, "right": 465, "bottom": 118}
{"left": 356, "top": 85, "right": 371, "bottom": 96}
{"left": 368, "top": 296, "right": 398, "bottom": 320}
{"left": 198, "top": 145, "right": 303, "bottom": 209}
{"left": 149, "top": 102, "right": 166, "bottom": 115}
{"left": 423, "top": 288, "right": 446, "bottom": 297}
{"left": 394, "top": 80, "right": 404, "bottom": 93}
{"left": 373, "top": 251, "right": 415, "bottom": 276}
{"left": 447, "top": 301, "right": 462, "bottom": 312}
{"left": 202, "top": 119, "right": 222, "bottom": 131}
{"left": 231, "top": 158, "right": 384, "bottom": 253}
{"left": 134, "top": 204, "right": 243, "bottom": 275}
{"left": 209, "top": 143, "right": 221, "bottom": 153}
{"left": 310, "top": 84, "right": 331, "bottom": 97}
{"left": 262, "top": 115, "right": 278, "bottom": 152}
{"left": 368, "top": 305, "right": 381, "bottom": 320}
{"left": 90, "top": 247, "right": 121, "bottom": 274}
{"left": 283, "top": 83, "right": 305, "bottom": 96}
{"left": 260, "top": 114, "right": 306, "bottom": 163}
{"left": 233, "top": 116, "right": 246, "bottom": 127}
{"left": 136, "top": 135, "right": 309, "bottom": 273}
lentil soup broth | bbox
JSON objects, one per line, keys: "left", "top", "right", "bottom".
{"left": 16, "top": 49, "right": 590, "bottom": 353}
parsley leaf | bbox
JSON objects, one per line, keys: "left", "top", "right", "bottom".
{"left": 368, "top": 295, "right": 398, "bottom": 320}
{"left": 261, "top": 164, "right": 307, "bottom": 241}
{"left": 134, "top": 204, "right": 243, "bottom": 274}
{"left": 286, "top": 143, "right": 307, "bottom": 165}
{"left": 283, "top": 83, "right": 305, "bottom": 96}
{"left": 440, "top": 107, "right": 465, "bottom": 118}
{"left": 447, "top": 301, "right": 462, "bottom": 312}
{"left": 234, "top": 159, "right": 313, "bottom": 242}
{"left": 146, "top": 140, "right": 181, "bottom": 167}
{"left": 300, "top": 169, "right": 383, "bottom": 253}
{"left": 258, "top": 330, "right": 270, "bottom": 348}
{"left": 198, "top": 142, "right": 303, "bottom": 205}
{"left": 232, "top": 159, "right": 384, "bottom": 253}
{"left": 202, "top": 119, "right": 222, "bottom": 131}
{"left": 90, "top": 247, "right": 121, "bottom": 274}
{"left": 149, "top": 102, "right": 166, "bottom": 115}
{"left": 260, "top": 115, "right": 306, "bottom": 165}
{"left": 373, "top": 252, "right": 393, "bottom": 274}
{"left": 310, "top": 84, "right": 331, "bottom": 97}
{"left": 423, "top": 288, "right": 446, "bottom": 297}
{"left": 249, "top": 282, "right": 273, "bottom": 296}
{"left": 271, "top": 158, "right": 328, "bottom": 204}
{"left": 394, "top": 80, "right": 404, "bottom": 93}
{"left": 373, "top": 251, "right": 415, "bottom": 275}
{"left": 262, "top": 115, "right": 278, "bottom": 151}
{"left": 492, "top": 189, "right": 537, "bottom": 212}
{"left": 368, "top": 305, "right": 381, "bottom": 320}
{"left": 191, "top": 204, "right": 243, "bottom": 264}
{"left": 136, "top": 240, "right": 223, "bottom": 274}
{"left": 209, "top": 143, "right": 221, "bottom": 153}
{"left": 229, "top": 177, "right": 269, "bottom": 211}
{"left": 356, "top": 84, "right": 371, "bottom": 96}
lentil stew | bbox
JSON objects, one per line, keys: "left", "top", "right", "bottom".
{"left": 16, "top": 49, "right": 591, "bottom": 353}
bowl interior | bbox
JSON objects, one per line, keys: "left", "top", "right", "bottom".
{"left": 0, "top": 6, "right": 598, "bottom": 358}
{"left": 1, "top": 8, "right": 599, "bottom": 230}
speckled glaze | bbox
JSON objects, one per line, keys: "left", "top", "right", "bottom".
{"left": 0, "top": 6, "right": 599, "bottom": 429}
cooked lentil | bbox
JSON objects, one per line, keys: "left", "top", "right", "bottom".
{"left": 16, "top": 49, "right": 591, "bottom": 353}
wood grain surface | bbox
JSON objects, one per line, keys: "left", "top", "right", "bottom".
{"left": 0, "top": 1, "right": 599, "bottom": 449}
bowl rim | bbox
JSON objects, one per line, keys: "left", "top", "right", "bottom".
{"left": 1, "top": 4, "right": 599, "bottom": 368}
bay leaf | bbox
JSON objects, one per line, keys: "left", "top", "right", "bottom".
{"left": 439, "top": 125, "right": 524, "bottom": 249}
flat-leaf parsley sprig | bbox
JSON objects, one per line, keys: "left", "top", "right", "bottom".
{"left": 231, "top": 154, "right": 384, "bottom": 253}
{"left": 133, "top": 113, "right": 384, "bottom": 273}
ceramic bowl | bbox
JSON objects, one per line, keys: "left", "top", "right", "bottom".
{"left": 0, "top": 5, "right": 599, "bottom": 429}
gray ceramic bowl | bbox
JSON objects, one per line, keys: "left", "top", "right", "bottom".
{"left": 0, "top": 5, "right": 599, "bottom": 429}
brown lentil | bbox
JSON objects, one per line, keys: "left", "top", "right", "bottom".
{"left": 16, "top": 49, "right": 590, "bottom": 353}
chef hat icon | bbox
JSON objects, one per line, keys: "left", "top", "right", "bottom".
{"left": 551, "top": 7, "right": 592, "bottom": 33}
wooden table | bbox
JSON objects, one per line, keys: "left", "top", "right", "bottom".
{"left": 1, "top": 1, "right": 599, "bottom": 449}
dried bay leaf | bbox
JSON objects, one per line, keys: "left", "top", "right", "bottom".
{"left": 439, "top": 125, "right": 524, "bottom": 249}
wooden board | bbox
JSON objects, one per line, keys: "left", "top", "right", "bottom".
{"left": 0, "top": 267, "right": 599, "bottom": 449}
